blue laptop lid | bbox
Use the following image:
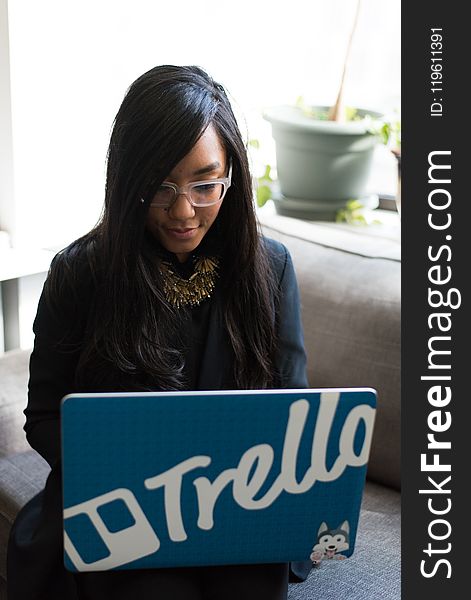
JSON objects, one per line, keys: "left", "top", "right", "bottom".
{"left": 61, "top": 388, "right": 376, "bottom": 572}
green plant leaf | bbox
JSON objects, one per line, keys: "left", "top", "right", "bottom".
{"left": 336, "top": 200, "right": 370, "bottom": 225}
{"left": 296, "top": 97, "right": 330, "bottom": 120}
{"left": 345, "top": 199, "right": 363, "bottom": 211}
{"left": 257, "top": 184, "right": 272, "bottom": 207}
{"left": 345, "top": 106, "right": 359, "bottom": 121}
{"left": 262, "top": 164, "right": 272, "bottom": 180}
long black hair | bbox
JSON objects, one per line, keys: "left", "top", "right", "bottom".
{"left": 46, "top": 65, "right": 278, "bottom": 390}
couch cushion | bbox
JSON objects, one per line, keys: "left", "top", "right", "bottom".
{"left": 261, "top": 215, "right": 400, "bottom": 490}
{"left": 0, "top": 450, "right": 50, "bottom": 580}
{"left": 288, "top": 482, "right": 400, "bottom": 599}
{"left": 0, "top": 350, "right": 31, "bottom": 458}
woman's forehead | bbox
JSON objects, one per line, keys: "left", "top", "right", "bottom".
{"left": 166, "top": 126, "right": 227, "bottom": 179}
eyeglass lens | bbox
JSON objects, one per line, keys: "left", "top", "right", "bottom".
{"left": 153, "top": 182, "right": 224, "bottom": 207}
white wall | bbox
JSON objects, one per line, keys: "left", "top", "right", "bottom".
{"left": 6, "top": 0, "right": 400, "bottom": 250}
{"left": 19, "top": 272, "right": 47, "bottom": 348}
{"left": 0, "top": 0, "right": 16, "bottom": 241}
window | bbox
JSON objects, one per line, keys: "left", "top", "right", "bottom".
{"left": 3, "top": 0, "right": 400, "bottom": 249}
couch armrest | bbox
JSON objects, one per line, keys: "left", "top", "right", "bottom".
{"left": 0, "top": 450, "right": 50, "bottom": 580}
{"left": 0, "top": 350, "right": 31, "bottom": 458}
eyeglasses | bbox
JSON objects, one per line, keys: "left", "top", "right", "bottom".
{"left": 149, "top": 161, "right": 232, "bottom": 208}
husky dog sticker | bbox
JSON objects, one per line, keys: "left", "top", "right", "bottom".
{"left": 310, "top": 521, "right": 350, "bottom": 566}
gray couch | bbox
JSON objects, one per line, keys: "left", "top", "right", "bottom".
{"left": 0, "top": 211, "right": 401, "bottom": 599}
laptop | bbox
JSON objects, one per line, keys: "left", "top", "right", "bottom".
{"left": 61, "top": 387, "right": 376, "bottom": 572}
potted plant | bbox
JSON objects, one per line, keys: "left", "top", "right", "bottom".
{"left": 262, "top": 0, "right": 394, "bottom": 221}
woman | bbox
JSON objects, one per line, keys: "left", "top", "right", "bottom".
{"left": 7, "top": 65, "right": 310, "bottom": 599}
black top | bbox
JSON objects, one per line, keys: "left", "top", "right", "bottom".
{"left": 8, "top": 236, "right": 311, "bottom": 599}
{"left": 182, "top": 299, "right": 212, "bottom": 388}
{"left": 159, "top": 250, "right": 213, "bottom": 389}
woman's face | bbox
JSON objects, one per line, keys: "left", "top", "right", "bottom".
{"left": 146, "top": 125, "right": 227, "bottom": 263}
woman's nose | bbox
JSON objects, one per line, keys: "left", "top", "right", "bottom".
{"left": 167, "top": 193, "right": 196, "bottom": 220}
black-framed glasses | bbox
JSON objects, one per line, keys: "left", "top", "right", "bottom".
{"left": 149, "top": 161, "right": 232, "bottom": 208}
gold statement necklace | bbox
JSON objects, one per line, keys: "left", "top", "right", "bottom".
{"left": 159, "top": 256, "right": 219, "bottom": 308}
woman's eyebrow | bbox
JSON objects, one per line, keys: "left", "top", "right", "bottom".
{"left": 192, "top": 162, "right": 222, "bottom": 176}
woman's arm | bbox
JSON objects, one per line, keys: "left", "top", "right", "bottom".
{"left": 24, "top": 253, "right": 89, "bottom": 468}
{"left": 271, "top": 242, "right": 309, "bottom": 389}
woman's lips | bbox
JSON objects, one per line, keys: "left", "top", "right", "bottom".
{"left": 165, "top": 227, "right": 199, "bottom": 240}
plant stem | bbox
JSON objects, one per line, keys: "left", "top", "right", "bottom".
{"left": 328, "top": 0, "right": 362, "bottom": 122}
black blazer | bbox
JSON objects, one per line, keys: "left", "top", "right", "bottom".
{"left": 7, "top": 237, "right": 311, "bottom": 599}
